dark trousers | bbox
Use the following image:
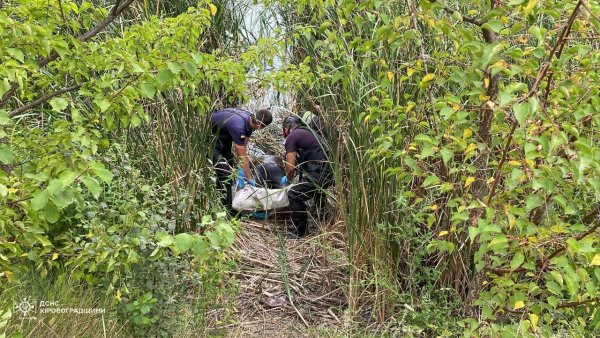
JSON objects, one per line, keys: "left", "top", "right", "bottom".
{"left": 213, "top": 138, "right": 234, "bottom": 211}
{"left": 288, "top": 170, "right": 332, "bottom": 237}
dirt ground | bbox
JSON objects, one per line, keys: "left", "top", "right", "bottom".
{"left": 209, "top": 214, "right": 348, "bottom": 337}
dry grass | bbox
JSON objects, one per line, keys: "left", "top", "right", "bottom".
{"left": 208, "top": 214, "right": 348, "bottom": 337}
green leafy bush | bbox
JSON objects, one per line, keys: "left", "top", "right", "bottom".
{"left": 0, "top": 1, "right": 261, "bottom": 336}
{"left": 272, "top": 0, "right": 600, "bottom": 335}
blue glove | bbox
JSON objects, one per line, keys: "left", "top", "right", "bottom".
{"left": 280, "top": 176, "right": 288, "bottom": 187}
{"left": 250, "top": 211, "right": 267, "bottom": 220}
{"left": 236, "top": 168, "right": 245, "bottom": 189}
{"left": 247, "top": 178, "right": 257, "bottom": 187}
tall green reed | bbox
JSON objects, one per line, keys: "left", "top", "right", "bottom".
{"left": 274, "top": 0, "right": 446, "bottom": 322}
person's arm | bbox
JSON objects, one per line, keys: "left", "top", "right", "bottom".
{"left": 284, "top": 151, "right": 297, "bottom": 180}
{"left": 234, "top": 143, "right": 254, "bottom": 180}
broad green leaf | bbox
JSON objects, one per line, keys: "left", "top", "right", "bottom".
{"left": 566, "top": 238, "right": 579, "bottom": 253}
{"left": 0, "top": 110, "right": 10, "bottom": 125}
{"left": 207, "top": 231, "right": 221, "bottom": 249}
{"left": 139, "top": 83, "right": 156, "bottom": 99}
{"left": 488, "top": 235, "right": 508, "bottom": 252}
{"left": 6, "top": 48, "right": 24, "bottom": 63}
{"left": 546, "top": 280, "right": 562, "bottom": 296}
{"left": 553, "top": 195, "right": 576, "bottom": 215}
{"left": 468, "top": 226, "right": 480, "bottom": 242}
{"left": 528, "top": 97, "right": 539, "bottom": 115}
{"left": 561, "top": 122, "right": 579, "bottom": 138}
{"left": 182, "top": 61, "right": 199, "bottom": 77}
{"left": 0, "top": 184, "right": 7, "bottom": 197}
{"left": 414, "top": 134, "right": 437, "bottom": 145}
{"left": 46, "top": 179, "right": 63, "bottom": 195}
{"left": 0, "top": 80, "right": 9, "bottom": 99}
{"left": 440, "top": 148, "right": 453, "bottom": 164}
{"left": 422, "top": 175, "right": 440, "bottom": 187}
{"left": 513, "top": 102, "right": 530, "bottom": 127}
{"left": 510, "top": 251, "right": 525, "bottom": 270}
{"left": 0, "top": 145, "right": 14, "bottom": 164}
{"left": 513, "top": 300, "right": 525, "bottom": 310}
{"left": 217, "top": 222, "right": 234, "bottom": 244}
{"left": 191, "top": 236, "right": 209, "bottom": 259}
{"left": 49, "top": 97, "right": 69, "bottom": 112}
{"left": 156, "top": 69, "right": 173, "bottom": 85}
{"left": 59, "top": 170, "right": 77, "bottom": 187}
{"left": 482, "top": 43, "right": 504, "bottom": 69}
{"left": 81, "top": 176, "right": 102, "bottom": 199}
{"left": 27, "top": 172, "right": 49, "bottom": 182}
{"left": 174, "top": 233, "right": 194, "bottom": 253}
{"left": 564, "top": 269, "right": 579, "bottom": 297}
{"left": 451, "top": 11, "right": 462, "bottom": 21}
{"left": 167, "top": 61, "right": 182, "bottom": 74}
{"left": 201, "top": 214, "right": 213, "bottom": 225}
{"left": 31, "top": 190, "right": 49, "bottom": 211}
{"left": 549, "top": 270, "right": 563, "bottom": 287}
{"left": 94, "top": 98, "right": 111, "bottom": 113}
{"left": 44, "top": 203, "right": 60, "bottom": 223}
{"left": 131, "top": 114, "right": 141, "bottom": 127}
{"left": 523, "top": 0, "right": 539, "bottom": 15}
{"left": 155, "top": 231, "right": 174, "bottom": 247}
{"left": 483, "top": 20, "right": 503, "bottom": 33}
{"left": 528, "top": 26, "right": 544, "bottom": 46}
{"left": 51, "top": 190, "right": 75, "bottom": 208}
{"left": 91, "top": 162, "right": 113, "bottom": 183}
{"left": 420, "top": 146, "right": 434, "bottom": 159}
{"left": 525, "top": 195, "right": 543, "bottom": 212}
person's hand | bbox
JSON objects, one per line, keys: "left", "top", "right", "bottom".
{"left": 236, "top": 168, "right": 245, "bottom": 189}
{"left": 248, "top": 178, "right": 257, "bottom": 187}
{"left": 280, "top": 176, "right": 288, "bottom": 187}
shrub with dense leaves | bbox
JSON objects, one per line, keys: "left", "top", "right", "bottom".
{"left": 271, "top": 0, "right": 600, "bottom": 335}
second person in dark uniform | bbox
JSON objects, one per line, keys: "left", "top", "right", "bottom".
{"left": 280, "top": 116, "right": 333, "bottom": 237}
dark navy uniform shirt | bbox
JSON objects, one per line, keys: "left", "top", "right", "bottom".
{"left": 285, "top": 127, "right": 329, "bottom": 173}
{"left": 284, "top": 128, "right": 320, "bottom": 153}
{"left": 211, "top": 108, "right": 253, "bottom": 145}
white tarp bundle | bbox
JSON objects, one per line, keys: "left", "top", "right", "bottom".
{"left": 232, "top": 186, "right": 291, "bottom": 211}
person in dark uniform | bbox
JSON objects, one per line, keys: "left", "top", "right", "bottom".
{"left": 211, "top": 108, "right": 272, "bottom": 213}
{"left": 280, "top": 116, "right": 333, "bottom": 237}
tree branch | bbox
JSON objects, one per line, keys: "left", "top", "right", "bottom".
{"left": 486, "top": 1, "right": 583, "bottom": 208}
{"left": 485, "top": 121, "right": 518, "bottom": 205}
{"left": 504, "top": 297, "right": 599, "bottom": 314}
{"left": 527, "top": 1, "right": 582, "bottom": 100}
{"left": 1, "top": 0, "right": 135, "bottom": 108}
{"left": 8, "top": 84, "right": 83, "bottom": 118}
{"left": 77, "top": 0, "right": 133, "bottom": 42}
{"left": 0, "top": 83, "right": 19, "bottom": 108}
{"left": 487, "top": 217, "right": 600, "bottom": 275}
